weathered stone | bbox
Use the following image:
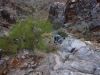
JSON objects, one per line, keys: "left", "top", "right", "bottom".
{"left": 48, "top": 2, "right": 65, "bottom": 23}
{"left": 75, "top": 47, "right": 89, "bottom": 57}
{"left": 70, "top": 60, "right": 96, "bottom": 74}
{"left": 50, "top": 70, "right": 93, "bottom": 75}
{"left": 71, "top": 39, "right": 86, "bottom": 49}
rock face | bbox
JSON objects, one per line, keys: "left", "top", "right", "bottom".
{"left": 64, "top": 0, "right": 97, "bottom": 23}
{"left": 48, "top": 2, "right": 65, "bottom": 23}
{"left": 6, "top": 36, "right": 100, "bottom": 75}
{"left": 1, "top": 9, "right": 16, "bottom": 23}
{"left": 48, "top": 0, "right": 100, "bottom": 32}
{"left": 0, "top": 36, "right": 98, "bottom": 75}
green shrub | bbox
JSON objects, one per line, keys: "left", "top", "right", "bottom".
{"left": 51, "top": 19, "right": 63, "bottom": 30}
{"left": 0, "top": 16, "right": 51, "bottom": 54}
{"left": 57, "top": 31, "right": 67, "bottom": 37}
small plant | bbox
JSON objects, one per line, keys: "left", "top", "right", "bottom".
{"left": 51, "top": 19, "right": 63, "bottom": 30}
{"left": 57, "top": 31, "right": 68, "bottom": 37}
{"left": 65, "top": 56, "right": 69, "bottom": 60}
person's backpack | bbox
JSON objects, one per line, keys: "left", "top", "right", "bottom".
{"left": 70, "top": 47, "right": 76, "bottom": 53}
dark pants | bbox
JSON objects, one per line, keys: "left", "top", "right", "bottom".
{"left": 54, "top": 37, "right": 59, "bottom": 43}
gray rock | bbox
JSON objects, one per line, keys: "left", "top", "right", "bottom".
{"left": 70, "top": 60, "right": 96, "bottom": 74}
{"left": 75, "top": 47, "right": 89, "bottom": 57}
{"left": 50, "top": 70, "right": 93, "bottom": 75}
{"left": 60, "top": 37, "right": 86, "bottom": 51}
{"left": 94, "top": 67, "right": 100, "bottom": 75}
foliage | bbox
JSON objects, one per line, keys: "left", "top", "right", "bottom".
{"left": 65, "top": 56, "right": 69, "bottom": 60}
{"left": 51, "top": 19, "right": 63, "bottom": 30}
{"left": 57, "top": 31, "right": 67, "bottom": 37}
{"left": 45, "top": 43, "right": 56, "bottom": 53}
{"left": 0, "top": 16, "right": 51, "bottom": 54}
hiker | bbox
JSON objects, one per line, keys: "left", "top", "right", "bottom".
{"left": 0, "top": 49, "right": 2, "bottom": 60}
{"left": 54, "top": 34, "right": 60, "bottom": 43}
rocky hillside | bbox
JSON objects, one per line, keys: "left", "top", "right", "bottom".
{"left": 0, "top": 0, "right": 100, "bottom": 75}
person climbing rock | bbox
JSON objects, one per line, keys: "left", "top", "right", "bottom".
{"left": 54, "top": 34, "right": 60, "bottom": 44}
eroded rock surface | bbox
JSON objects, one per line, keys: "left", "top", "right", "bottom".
{"left": 48, "top": 2, "right": 65, "bottom": 23}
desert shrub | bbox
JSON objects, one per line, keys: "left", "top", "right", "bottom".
{"left": 51, "top": 19, "right": 63, "bottom": 30}
{"left": 57, "top": 31, "right": 68, "bottom": 37}
{"left": 0, "top": 16, "right": 51, "bottom": 54}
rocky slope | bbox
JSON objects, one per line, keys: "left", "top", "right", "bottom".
{"left": 0, "top": 0, "right": 66, "bottom": 37}
{"left": 0, "top": 0, "right": 100, "bottom": 75}
{"left": 2, "top": 35, "right": 99, "bottom": 75}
